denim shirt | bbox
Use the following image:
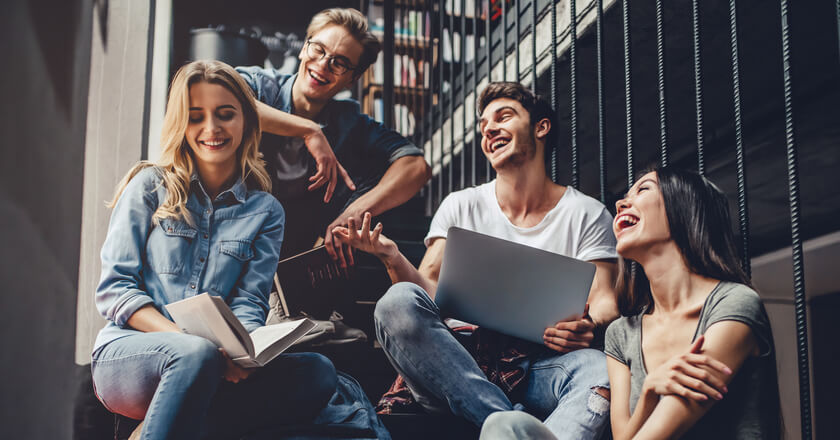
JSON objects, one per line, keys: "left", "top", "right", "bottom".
{"left": 93, "top": 167, "right": 285, "bottom": 352}
{"left": 235, "top": 67, "right": 423, "bottom": 209}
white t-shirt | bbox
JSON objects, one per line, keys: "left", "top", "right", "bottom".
{"left": 425, "top": 180, "right": 618, "bottom": 262}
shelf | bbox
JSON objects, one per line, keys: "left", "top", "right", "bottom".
{"left": 365, "top": 84, "right": 428, "bottom": 96}
{"left": 372, "top": 31, "right": 432, "bottom": 49}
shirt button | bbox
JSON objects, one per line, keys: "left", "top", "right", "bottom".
{"left": 205, "top": 209, "right": 211, "bottom": 215}
{"left": 190, "top": 284, "right": 195, "bottom": 289}
{"left": 203, "top": 233, "right": 209, "bottom": 239}
{"left": 199, "top": 257, "right": 205, "bottom": 262}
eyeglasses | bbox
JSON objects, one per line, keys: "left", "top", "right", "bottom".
{"left": 305, "top": 40, "right": 357, "bottom": 76}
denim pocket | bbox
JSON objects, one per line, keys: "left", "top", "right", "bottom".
{"left": 219, "top": 239, "right": 255, "bottom": 261}
{"left": 147, "top": 218, "right": 197, "bottom": 274}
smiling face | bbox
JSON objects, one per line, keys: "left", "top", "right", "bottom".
{"left": 295, "top": 25, "right": 363, "bottom": 104}
{"left": 185, "top": 81, "right": 244, "bottom": 177}
{"left": 613, "top": 171, "right": 672, "bottom": 260}
{"left": 478, "top": 98, "right": 545, "bottom": 171}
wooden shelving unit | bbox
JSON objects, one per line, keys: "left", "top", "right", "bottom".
{"left": 362, "top": 0, "right": 434, "bottom": 141}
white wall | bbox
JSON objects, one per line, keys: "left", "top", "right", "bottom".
{"left": 75, "top": 0, "right": 158, "bottom": 364}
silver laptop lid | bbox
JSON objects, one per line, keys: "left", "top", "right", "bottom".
{"left": 435, "top": 227, "right": 596, "bottom": 344}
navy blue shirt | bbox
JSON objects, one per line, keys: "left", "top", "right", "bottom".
{"left": 235, "top": 68, "right": 423, "bottom": 209}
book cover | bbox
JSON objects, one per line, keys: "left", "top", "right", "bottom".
{"left": 275, "top": 245, "right": 354, "bottom": 320}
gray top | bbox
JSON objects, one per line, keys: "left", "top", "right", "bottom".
{"left": 604, "top": 281, "right": 781, "bottom": 439}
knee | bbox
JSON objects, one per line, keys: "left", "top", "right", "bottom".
{"left": 374, "top": 282, "right": 428, "bottom": 334}
{"left": 294, "top": 353, "right": 337, "bottom": 402}
{"left": 169, "top": 335, "right": 224, "bottom": 376}
{"left": 568, "top": 348, "right": 609, "bottom": 384}
{"left": 481, "top": 411, "right": 551, "bottom": 440}
{"left": 481, "top": 411, "right": 518, "bottom": 436}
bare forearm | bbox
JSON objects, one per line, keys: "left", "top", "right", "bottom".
{"left": 126, "top": 304, "right": 181, "bottom": 333}
{"left": 633, "top": 396, "right": 707, "bottom": 440}
{"left": 614, "top": 391, "right": 659, "bottom": 440}
{"left": 586, "top": 260, "right": 619, "bottom": 326}
{"left": 588, "top": 293, "right": 620, "bottom": 327}
{"left": 381, "top": 250, "right": 437, "bottom": 296}
{"left": 352, "top": 156, "right": 430, "bottom": 216}
{"left": 255, "top": 101, "right": 320, "bottom": 137}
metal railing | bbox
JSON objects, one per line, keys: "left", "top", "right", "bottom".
{"left": 374, "top": 1, "right": 836, "bottom": 436}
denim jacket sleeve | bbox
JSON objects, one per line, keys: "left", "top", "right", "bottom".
{"left": 95, "top": 167, "right": 158, "bottom": 327}
{"left": 226, "top": 196, "right": 285, "bottom": 333}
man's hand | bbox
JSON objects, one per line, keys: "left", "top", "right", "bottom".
{"left": 303, "top": 129, "right": 355, "bottom": 203}
{"left": 219, "top": 349, "right": 255, "bottom": 383}
{"left": 331, "top": 212, "right": 399, "bottom": 261}
{"left": 323, "top": 206, "right": 365, "bottom": 269}
{"left": 641, "top": 335, "right": 732, "bottom": 403}
{"left": 543, "top": 305, "right": 595, "bottom": 353}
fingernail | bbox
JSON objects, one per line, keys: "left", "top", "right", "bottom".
{"left": 723, "top": 386, "right": 728, "bottom": 393}
{"left": 716, "top": 393, "right": 723, "bottom": 400}
{"left": 724, "top": 367, "right": 732, "bottom": 375}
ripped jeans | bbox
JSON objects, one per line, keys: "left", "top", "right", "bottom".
{"left": 374, "top": 282, "right": 611, "bottom": 440}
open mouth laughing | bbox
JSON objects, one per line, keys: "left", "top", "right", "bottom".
{"left": 487, "top": 136, "right": 511, "bottom": 153}
{"left": 614, "top": 213, "right": 639, "bottom": 235}
{"left": 308, "top": 69, "right": 330, "bottom": 86}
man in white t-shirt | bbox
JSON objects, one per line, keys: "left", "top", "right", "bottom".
{"left": 331, "top": 82, "right": 618, "bottom": 439}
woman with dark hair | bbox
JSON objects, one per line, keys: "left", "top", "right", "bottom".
{"left": 604, "top": 167, "right": 780, "bottom": 439}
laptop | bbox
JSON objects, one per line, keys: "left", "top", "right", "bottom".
{"left": 434, "top": 227, "right": 596, "bottom": 344}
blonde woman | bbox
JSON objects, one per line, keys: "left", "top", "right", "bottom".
{"left": 91, "top": 60, "right": 337, "bottom": 439}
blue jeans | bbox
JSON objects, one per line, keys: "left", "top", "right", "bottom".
{"left": 374, "top": 282, "right": 610, "bottom": 440}
{"left": 91, "top": 332, "right": 337, "bottom": 440}
{"left": 480, "top": 411, "right": 558, "bottom": 439}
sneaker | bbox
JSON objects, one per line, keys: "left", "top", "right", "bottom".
{"left": 267, "top": 291, "right": 366, "bottom": 346}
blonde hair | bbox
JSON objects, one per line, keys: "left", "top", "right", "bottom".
{"left": 306, "top": 8, "right": 381, "bottom": 76}
{"left": 108, "top": 60, "right": 270, "bottom": 226}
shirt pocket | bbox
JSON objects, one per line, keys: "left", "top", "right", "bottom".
{"left": 219, "top": 239, "right": 255, "bottom": 261}
{"left": 147, "top": 218, "right": 197, "bottom": 275}
{"left": 211, "top": 239, "right": 256, "bottom": 293}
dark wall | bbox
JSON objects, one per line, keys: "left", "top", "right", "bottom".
{"left": 811, "top": 291, "right": 840, "bottom": 438}
{"left": 0, "top": 0, "right": 92, "bottom": 437}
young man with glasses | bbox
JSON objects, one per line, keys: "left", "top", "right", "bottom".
{"left": 237, "top": 8, "right": 431, "bottom": 268}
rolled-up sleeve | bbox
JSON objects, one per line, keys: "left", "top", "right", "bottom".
{"left": 96, "top": 169, "right": 158, "bottom": 327}
{"left": 235, "top": 66, "right": 283, "bottom": 108}
{"left": 358, "top": 113, "right": 423, "bottom": 164}
{"left": 228, "top": 198, "right": 285, "bottom": 333}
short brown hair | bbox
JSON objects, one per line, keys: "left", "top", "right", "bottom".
{"left": 477, "top": 82, "right": 554, "bottom": 133}
{"left": 307, "top": 8, "right": 382, "bottom": 76}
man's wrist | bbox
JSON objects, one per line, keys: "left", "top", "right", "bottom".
{"left": 301, "top": 121, "right": 322, "bottom": 139}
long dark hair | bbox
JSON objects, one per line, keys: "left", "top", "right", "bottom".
{"left": 617, "top": 167, "right": 751, "bottom": 316}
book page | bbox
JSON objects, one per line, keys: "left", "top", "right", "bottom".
{"left": 165, "top": 293, "right": 250, "bottom": 360}
{"left": 209, "top": 295, "right": 255, "bottom": 357}
{"left": 250, "top": 319, "right": 316, "bottom": 365}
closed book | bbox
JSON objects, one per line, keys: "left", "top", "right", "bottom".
{"left": 274, "top": 245, "right": 354, "bottom": 320}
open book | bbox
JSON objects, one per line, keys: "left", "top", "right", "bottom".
{"left": 165, "top": 293, "right": 315, "bottom": 368}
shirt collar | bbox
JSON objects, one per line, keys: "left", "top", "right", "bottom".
{"left": 190, "top": 173, "right": 247, "bottom": 204}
